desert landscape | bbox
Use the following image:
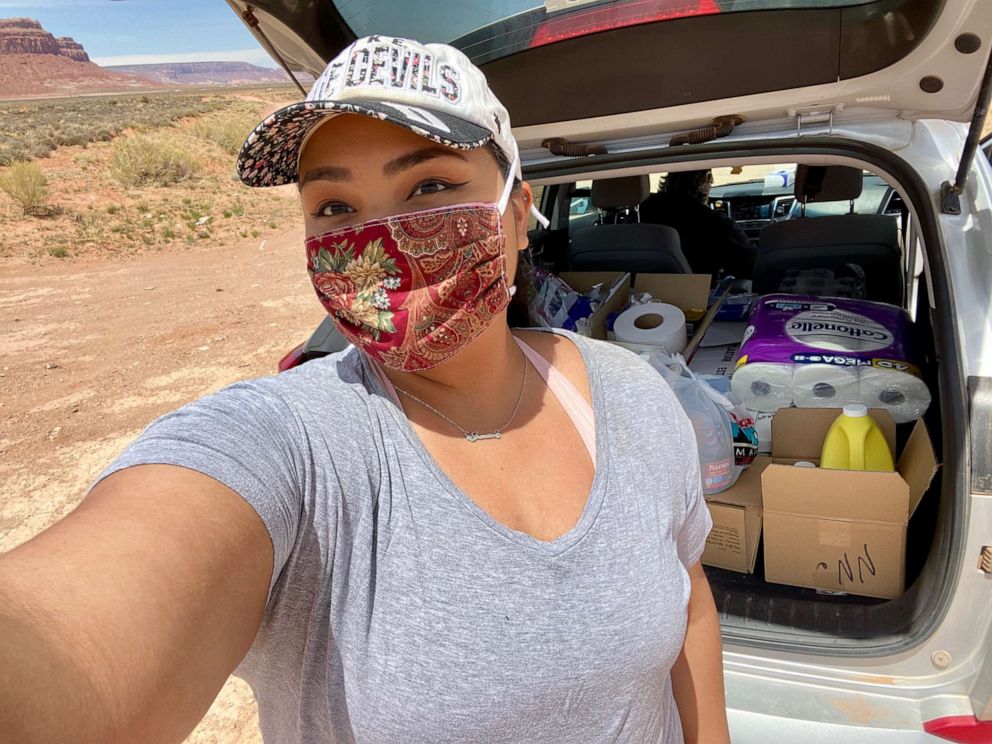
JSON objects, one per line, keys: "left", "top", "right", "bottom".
{"left": 0, "top": 17, "right": 325, "bottom": 743}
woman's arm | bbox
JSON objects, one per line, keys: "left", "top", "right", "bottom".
{"left": 0, "top": 464, "right": 273, "bottom": 744}
{"left": 671, "top": 560, "right": 731, "bottom": 744}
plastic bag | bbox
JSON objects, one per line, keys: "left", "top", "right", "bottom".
{"left": 527, "top": 269, "right": 595, "bottom": 333}
{"left": 646, "top": 351, "right": 754, "bottom": 494}
{"left": 527, "top": 269, "right": 628, "bottom": 336}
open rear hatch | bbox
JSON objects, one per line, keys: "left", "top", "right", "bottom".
{"left": 227, "top": 0, "right": 992, "bottom": 156}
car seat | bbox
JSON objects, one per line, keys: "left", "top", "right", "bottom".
{"left": 755, "top": 165, "right": 904, "bottom": 304}
{"left": 569, "top": 175, "right": 693, "bottom": 273}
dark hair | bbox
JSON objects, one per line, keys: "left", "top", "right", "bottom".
{"left": 484, "top": 140, "right": 532, "bottom": 328}
{"left": 660, "top": 169, "right": 712, "bottom": 201}
{"left": 485, "top": 140, "right": 516, "bottom": 184}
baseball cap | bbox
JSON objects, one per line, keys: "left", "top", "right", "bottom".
{"left": 237, "top": 36, "right": 521, "bottom": 189}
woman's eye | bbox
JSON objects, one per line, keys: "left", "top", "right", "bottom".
{"left": 411, "top": 180, "right": 461, "bottom": 197}
{"left": 313, "top": 201, "right": 354, "bottom": 217}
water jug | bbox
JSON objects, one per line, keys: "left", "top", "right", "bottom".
{"left": 819, "top": 404, "right": 895, "bottom": 471}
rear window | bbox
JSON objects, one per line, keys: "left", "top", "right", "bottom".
{"left": 334, "top": 0, "right": 886, "bottom": 63}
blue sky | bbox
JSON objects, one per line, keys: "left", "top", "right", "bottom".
{"left": 0, "top": 0, "right": 277, "bottom": 67}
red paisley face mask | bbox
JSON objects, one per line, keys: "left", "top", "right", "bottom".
{"left": 306, "top": 185, "right": 514, "bottom": 371}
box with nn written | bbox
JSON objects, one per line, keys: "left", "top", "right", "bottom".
{"left": 558, "top": 272, "right": 718, "bottom": 356}
{"left": 761, "top": 408, "right": 939, "bottom": 599}
{"left": 701, "top": 457, "right": 770, "bottom": 574}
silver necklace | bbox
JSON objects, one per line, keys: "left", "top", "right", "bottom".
{"left": 392, "top": 352, "right": 528, "bottom": 443}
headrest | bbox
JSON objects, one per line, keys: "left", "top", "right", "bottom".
{"left": 591, "top": 175, "right": 650, "bottom": 208}
{"left": 795, "top": 165, "right": 863, "bottom": 203}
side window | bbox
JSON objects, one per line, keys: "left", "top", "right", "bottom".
{"left": 568, "top": 179, "right": 594, "bottom": 220}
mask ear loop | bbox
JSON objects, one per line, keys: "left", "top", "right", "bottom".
{"left": 496, "top": 155, "right": 518, "bottom": 214}
{"left": 529, "top": 203, "right": 550, "bottom": 229}
{"left": 498, "top": 149, "right": 551, "bottom": 229}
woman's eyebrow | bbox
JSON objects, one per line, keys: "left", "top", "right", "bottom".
{"left": 299, "top": 165, "right": 352, "bottom": 187}
{"left": 383, "top": 146, "right": 468, "bottom": 176}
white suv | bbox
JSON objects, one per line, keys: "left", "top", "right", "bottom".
{"left": 232, "top": 1, "right": 992, "bottom": 740}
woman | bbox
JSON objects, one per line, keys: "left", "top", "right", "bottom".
{"left": 0, "top": 37, "right": 729, "bottom": 744}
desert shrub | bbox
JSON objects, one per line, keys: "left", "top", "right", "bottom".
{"left": 0, "top": 161, "right": 49, "bottom": 215}
{"left": 110, "top": 133, "right": 200, "bottom": 187}
{"left": 192, "top": 107, "right": 263, "bottom": 154}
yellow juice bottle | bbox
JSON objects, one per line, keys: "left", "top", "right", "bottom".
{"left": 819, "top": 404, "right": 895, "bottom": 471}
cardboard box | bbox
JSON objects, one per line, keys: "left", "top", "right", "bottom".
{"left": 687, "top": 322, "right": 747, "bottom": 378}
{"left": 558, "top": 272, "right": 717, "bottom": 353}
{"left": 702, "top": 457, "right": 770, "bottom": 573}
{"left": 761, "top": 408, "right": 940, "bottom": 599}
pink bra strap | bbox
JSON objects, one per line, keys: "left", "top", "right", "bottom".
{"left": 513, "top": 337, "right": 596, "bottom": 463}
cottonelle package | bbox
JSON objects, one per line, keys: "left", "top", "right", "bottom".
{"left": 731, "top": 295, "right": 932, "bottom": 423}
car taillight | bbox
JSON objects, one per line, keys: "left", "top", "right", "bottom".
{"left": 924, "top": 715, "right": 992, "bottom": 743}
{"left": 531, "top": 0, "right": 720, "bottom": 48}
{"left": 278, "top": 342, "right": 307, "bottom": 372}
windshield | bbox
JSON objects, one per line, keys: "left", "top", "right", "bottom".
{"left": 333, "top": 0, "right": 883, "bottom": 61}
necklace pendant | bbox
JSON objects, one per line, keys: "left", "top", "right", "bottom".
{"left": 466, "top": 431, "right": 500, "bottom": 442}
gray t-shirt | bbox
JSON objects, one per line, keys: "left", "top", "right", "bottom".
{"left": 95, "top": 330, "right": 711, "bottom": 744}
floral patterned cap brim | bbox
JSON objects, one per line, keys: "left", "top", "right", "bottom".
{"left": 236, "top": 98, "right": 494, "bottom": 188}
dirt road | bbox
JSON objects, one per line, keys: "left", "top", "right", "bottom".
{"left": 1, "top": 223, "right": 327, "bottom": 742}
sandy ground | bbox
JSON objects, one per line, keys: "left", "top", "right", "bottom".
{"left": 0, "top": 224, "right": 327, "bottom": 741}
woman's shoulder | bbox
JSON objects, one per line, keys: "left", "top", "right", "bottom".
{"left": 260, "top": 345, "right": 369, "bottom": 399}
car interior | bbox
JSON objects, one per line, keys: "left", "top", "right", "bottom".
{"left": 568, "top": 176, "right": 692, "bottom": 275}
{"left": 524, "top": 156, "right": 941, "bottom": 644}
{"left": 755, "top": 166, "right": 904, "bottom": 305}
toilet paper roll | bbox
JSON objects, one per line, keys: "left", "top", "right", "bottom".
{"left": 859, "top": 368, "right": 932, "bottom": 424}
{"left": 792, "top": 364, "right": 861, "bottom": 408}
{"left": 731, "top": 363, "right": 794, "bottom": 412}
{"left": 613, "top": 302, "right": 687, "bottom": 353}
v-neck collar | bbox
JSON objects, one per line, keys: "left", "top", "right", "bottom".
{"left": 359, "top": 329, "right": 611, "bottom": 557}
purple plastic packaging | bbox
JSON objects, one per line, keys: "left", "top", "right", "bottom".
{"left": 737, "top": 294, "right": 922, "bottom": 376}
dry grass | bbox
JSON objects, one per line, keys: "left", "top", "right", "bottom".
{"left": 0, "top": 161, "right": 48, "bottom": 215}
{"left": 111, "top": 132, "right": 201, "bottom": 187}
{"left": 0, "top": 91, "right": 300, "bottom": 263}
{"left": 191, "top": 103, "right": 264, "bottom": 155}
{"left": 0, "top": 93, "right": 228, "bottom": 166}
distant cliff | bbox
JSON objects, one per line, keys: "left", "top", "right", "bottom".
{"left": 55, "top": 36, "right": 88, "bottom": 63}
{"left": 0, "top": 17, "right": 154, "bottom": 99}
{"left": 0, "top": 17, "right": 300, "bottom": 99}
{"left": 0, "top": 18, "right": 89, "bottom": 61}
{"left": 105, "top": 61, "right": 302, "bottom": 86}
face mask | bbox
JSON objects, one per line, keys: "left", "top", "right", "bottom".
{"left": 306, "top": 165, "right": 517, "bottom": 371}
